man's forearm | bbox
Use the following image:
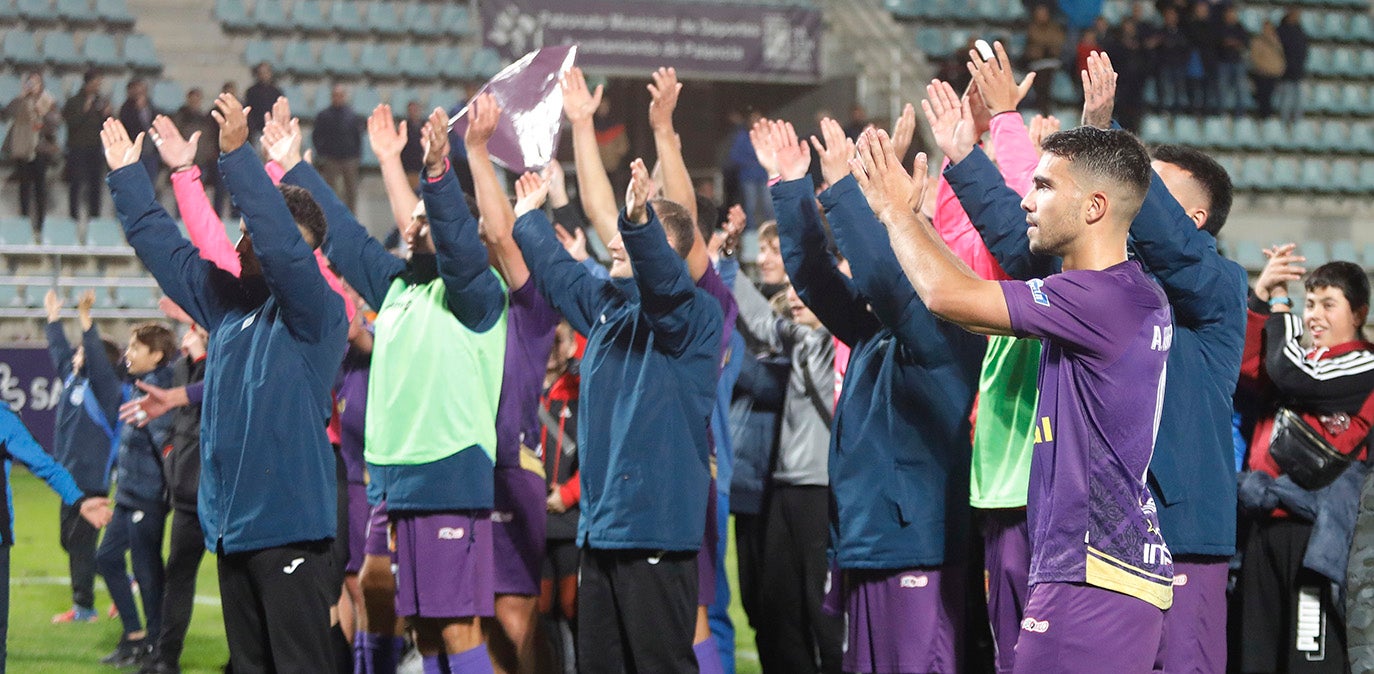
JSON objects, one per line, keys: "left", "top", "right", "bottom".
{"left": 377, "top": 154, "right": 419, "bottom": 232}
{"left": 570, "top": 120, "right": 619, "bottom": 243}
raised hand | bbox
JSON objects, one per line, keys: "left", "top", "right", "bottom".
{"left": 1027, "top": 114, "right": 1061, "bottom": 155}
{"left": 769, "top": 120, "right": 811, "bottom": 182}
{"left": 967, "top": 41, "right": 1035, "bottom": 116}
{"left": 891, "top": 103, "right": 918, "bottom": 163}
{"left": 99, "top": 117, "right": 145, "bottom": 171}
{"left": 647, "top": 67, "right": 682, "bottom": 133}
{"left": 1080, "top": 50, "right": 1118, "bottom": 129}
{"left": 261, "top": 97, "right": 302, "bottom": 170}
{"left": 720, "top": 204, "right": 746, "bottom": 257}
{"left": 149, "top": 115, "right": 200, "bottom": 171}
{"left": 921, "top": 80, "right": 978, "bottom": 165}
{"left": 158, "top": 296, "right": 195, "bottom": 326}
{"left": 210, "top": 93, "right": 250, "bottom": 154}
{"left": 44, "top": 288, "right": 61, "bottom": 322}
{"left": 1254, "top": 243, "right": 1306, "bottom": 302}
{"left": 464, "top": 93, "right": 501, "bottom": 150}
{"left": 118, "top": 379, "right": 184, "bottom": 427}
{"left": 625, "top": 158, "right": 655, "bottom": 225}
{"left": 77, "top": 289, "right": 96, "bottom": 331}
{"left": 560, "top": 67, "right": 603, "bottom": 125}
{"left": 849, "top": 129, "right": 924, "bottom": 220}
{"left": 554, "top": 222, "right": 589, "bottom": 262}
{"left": 544, "top": 160, "right": 570, "bottom": 208}
{"left": 513, "top": 171, "right": 550, "bottom": 218}
{"left": 366, "top": 104, "right": 408, "bottom": 161}
{"left": 420, "top": 107, "right": 450, "bottom": 178}
{"left": 79, "top": 497, "right": 112, "bottom": 529}
{"left": 748, "top": 117, "right": 780, "bottom": 178}
{"left": 810, "top": 117, "right": 855, "bottom": 188}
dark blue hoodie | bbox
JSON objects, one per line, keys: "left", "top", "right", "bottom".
{"left": 774, "top": 176, "right": 985, "bottom": 570}
{"left": 112, "top": 364, "right": 174, "bottom": 513}
{"left": 108, "top": 145, "right": 348, "bottom": 554}
{"left": 45, "top": 321, "right": 121, "bottom": 496}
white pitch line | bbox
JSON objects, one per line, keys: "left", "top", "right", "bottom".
{"left": 11, "top": 576, "right": 221, "bottom": 606}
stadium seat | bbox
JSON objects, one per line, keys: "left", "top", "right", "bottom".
{"left": 243, "top": 39, "right": 277, "bottom": 69}
{"left": 1227, "top": 238, "right": 1267, "bottom": 270}
{"left": 435, "top": 45, "right": 469, "bottom": 81}
{"left": 1331, "top": 47, "right": 1357, "bottom": 77}
{"left": 1316, "top": 120, "right": 1348, "bottom": 153}
{"left": 0, "top": 74, "right": 18, "bottom": 102}
{"left": 0, "top": 0, "right": 17, "bottom": 24}
{"left": 151, "top": 79, "right": 183, "bottom": 112}
{"left": 307, "top": 80, "right": 332, "bottom": 113}
{"left": 1307, "top": 46, "right": 1333, "bottom": 76}
{"left": 1330, "top": 237, "right": 1362, "bottom": 264}
{"left": 1310, "top": 83, "right": 1340, "bottom": 114}
{"left": 42, "top": 31, "right": 83, "bottom": 69}
{"left": 85, "top": 217, "right": 124, "bottom": 247}
{"left": 469, "top": 48, "right": 503, "bottom": 79}
{"left": 360, "top": 43, "right": 398, "bottom": 79}
{"left": 282, "top": 41, "right": 322, "bottom": 78}
{"left": 404, "top": 2, "right": 439, "bottom": 38}
{"left": 214, "top": 0, "right": 252, "bottom": 31}
{"left": 123, "top": 34, "right": 161, "bottom": 73}
{"left": 396, "top": 44, "right": 431, "bottom": 80}
{"left": 1358, "top": 49, "right": 1374, "bottom": 77}
{"left": 42, "top": 216, "right": 79, "bottom": 246}
{"left": 330, "top": 0, "right": 366, "bottom": 35}
{"left": 1349, "top": 122, "right": 1374, "bottom": 153}
{"left": 115, "top": 285, "right": 158, "bottom": 309}
{"left": 1291, "top": 119, "right": 1321, "bottom": 152}
{"left": 94, "top": 0, "right": 133, "bottom": 26}
{"left": 1300, "top": 241, "right": 1330, "bottom": 268}
{"left": 364, "top": 1, "right": 404, "bottom": 36}
{"left": 16, "top": 0, "right": 57, "bottom": 22}
{"left": 253, "top": 0, "right": 291, "bottom": 33}
{"left": 81, "top": 32, "right": 118, "bottom": 67}
{"left": 439, "top": 3, "right": 470, "bottom": 37}
{"left": 1201, "top": 117, "right": 1234, "bottom": 149}
{"left": 3, "top": 31, "right": 42, "bottom": 68}
{"left": 1171, "top": 116, "right": 1203, "bottom": 147}
{"left": 1318, "top": 11, "right": 1344, "bottom": 41}
{"left": 0, "top": 284, "right": 21, "bottom": 308}
{"left": 0, "top": 216, "right": 34, "bottom": 244}
{"left": 1138, "top": 115, "right": 1169, "bottom": 145}
{"left": 1359, "top": 160, "right": 1374, "bottom": 191}
{"left": 321, "top": 42, "right": 360, "bottom": 78}
{"left": 916, "top": 27, "right": 946, "bottom": 56}
{"left": 292, "top": 0, "right": 329, "bottom": 33}
{"left": 1351, "top": 14, "right": 1372, "bottom": 44}
{"left": 1299, "top": 158, "right": 1334, "bottom": 193}
{"left": 56, "top": 0, "right": 97, "bottom": 24}
{"left": 1239, "top": 7, "right": 1263, "bottom": 33}
{"left": 1050, "top": 70, "right": 1075, "bottom": 104}
{"left": 351, "top": 85, "right": 382, "bottom": 115}
{"left": 278, "top": 82, "right": 312, "bottom": 119}
{"left": 1230, "top": 117, "right": 1261, "bottom": 151}
{"left": 1271, "top": 156, "right": 1302, "bottom": 191}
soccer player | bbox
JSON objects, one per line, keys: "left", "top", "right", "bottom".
{"left": 102, "top": 95, "right": 349, "bottom": 671}
{"left": 510, "top": 159, "right": 724, "bottom": 672}
{"left": 268, "top": 101, "right": 507, "bottom": 674}
{"left": 863, "top": 83, "right": 1175, "bottom": 670}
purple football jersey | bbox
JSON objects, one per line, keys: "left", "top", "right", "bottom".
{"left": 1000, "top": 260, "right": 1174, "bottom": 610}
{"left": 494, "top": 282, "right": 560, "bottom": 469}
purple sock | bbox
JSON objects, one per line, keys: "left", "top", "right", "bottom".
{"left": 354, "top": 631, "right": 372, "bottom": 674}
{"left": 422, "top": 654, "right": 447, "bottom": 674}
{"left": 446, "top": 643, "right": 495, "bottom": 674}
{"left": 389, "top": 636, "right": 406, "bottom": 670}
{"left": 694, "top": 638, "right": 726, "bottom": 674}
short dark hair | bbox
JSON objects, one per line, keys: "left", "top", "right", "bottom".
{"left": 1305, "top": 261, "right": 1371, "bottom": 312}
{"left": 694, "top": 194, "right": 719, "bottom": 243}
{"left": 1040, "top": 127, "right": 1152, "bottom": 214}
{"left": 1150, "top": 144, "right": 1233, "bottom": 236}
{"left": 277, "top": 184, "right": 327, "bottom": 250}
{"left": 100, "top": 338, "right": 123, "bottom": 372}
{"left": 131, "top": 323, "right": 177, "bottom": 367}
{"left": 650, "top": 198, "right": 696, "bottom": 259}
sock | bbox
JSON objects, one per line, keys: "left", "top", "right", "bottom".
{"left": 389, "top": 637, "right": 406, "bottom": 671}
{"left": 446, "top": 643, "right": 495, "bottom": 674}
{"left": 694, "top": 638, "right": 726, "bottom": 674}
{"left": 332, "top": 624, "right": 352, "bottom": 674}
{"left": 354, "top": 631, "right": 373, "bottom": 674}
{"left": 422, "top": 654, "right": 446, "bottom": 674}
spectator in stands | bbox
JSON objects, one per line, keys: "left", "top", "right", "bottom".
{"left": 1237, "top": 252, "right": 1372, "bottom": 674}
{"left": 243, "top": 62, "right": 279, "bottom": 139}
{"left": 725, "top": 110, "right": 773, "bottom": 229}
{"left": 313, "top": 84, "right": 364, "bottom": 211}
{"left": 1216, "top": 6, "right": 1251, "bottom": 117}
{"left": 540, "top": 320, "right": 582, "bottom": 672}
{"left": 2, "top": 71, "right": 60, "bottom": 239}
{"left": 1103, "top": 18, "right": 1150, "bottom": 130}
{"left": 1154, "top": 7, "right": 1192, "bottom": 112}
{"left": 400, "top": 100, "right": 426, "bottom": 190}
{"left": 43, "top": 289, "right": 122, "bottom": 626}
{"left": 172, "top": 88, "right": 224, "bottom": 216}
{"left": 118, "top": 79, "right": 160, "bottom": 182}
{"left": 62, "top": 71, "right": 111, "bottom": 223}
{"left": 1024, "top": 4, "right": 1067, "bottom": 115}
{"left": 1250, "top": 20, "right": 1286, "bottom": 118}
{"left": 1183, "top": 2, "right": 1220, "bottom": 114}
{"left": 1276, "top": 8, "right": 1309, "bottom": 124}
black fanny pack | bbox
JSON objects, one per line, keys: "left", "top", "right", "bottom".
{"left": 1269, "top": 407, "right": 1355, "bottom": 490}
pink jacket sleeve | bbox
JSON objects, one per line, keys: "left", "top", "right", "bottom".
{"left": 171, "top": 166, "right": 242, "bottom": 276}
{"left": 930, "top": 113, "right": 1040, "bottom": 282}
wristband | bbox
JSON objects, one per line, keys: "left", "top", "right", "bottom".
{"left": 1268, "top": 296, "right": 1293, "bottom": 308}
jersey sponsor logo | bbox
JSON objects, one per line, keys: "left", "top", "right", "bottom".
{"left": 1032, "top": 416, "right": 1054, "bottom": 444}
{"left": 1143, "top": 542, "right": 1172, "bottom": 566}
{"left": 1151, "top": 324, "right": 1173, "bottom": 352}
{"left": 491, "top": 511, "right": 514, "bottom": 524}
{"left": 1142, "top": 497, "right": 1158, "bottom": 516}
{"left": 437, "top": 527, "right": 466, "bottom": 540}
{"left": 1026, "top": 279, "right": 1050, "bottom": 307}
{"left": 1173, "top": 573, "right": 1189, "bottom": 587}
{"left": 899, "top": 574, "right": 929, "bottom": 589}
{"left": 1020, "top": 617, "right": 1050, "bottom": 633}
{"left": 283, "top": 557, "right": 305, "bottom": 574}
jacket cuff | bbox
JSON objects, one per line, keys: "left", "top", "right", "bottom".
{"left": 1247, "top": 289, "right": 1272, "bottom": 314}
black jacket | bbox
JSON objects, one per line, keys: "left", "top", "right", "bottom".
{"left": 165, "top": 354, "right": 205, "bottom": 512}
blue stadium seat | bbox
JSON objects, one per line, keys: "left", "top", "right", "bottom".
{"left": 0, "top": 0, "right": 17, "bottom": 24}
{"left": 1291, "top": 119, "right": 1321, "bottom": 152}
{"left": 352, "top": 87, "right": 383, "bottom": 119}
{"left": 115, "top": 285, "right": 158, "bottom": 309}
{"left": 360, "top": 136, "right": 378, "bottom": 169}
{"left": 1201, "top": 117, "right": 1234, "bottom": 149}
{"left": 1272, "top": 157, "right": 1302, "bottom": 191}
{"left": 42, "top": 216, "right": 79, "bottom": 245}
{"left": 364, "top": 1, "right": 404, "bottom": 37}
{"left": 1359, "top": 161, "right": 1374, "bottom": 191}
{"left": 214, "top": 0, "right": 252, "bottom": 31}
{"left": 439, "top": 3, "right": 470, "bottom": 37}
{"left": 1339, "top": 84, "right": 1371, "bottom": 115}
{"left": 1300, "top": 241, "right": 1330, "bottom": 268}
{"left": 1300, "top": 158, "right": 1334, "bottom": 193}
{"left": 885, "top": 0, "right": 916, "bottom": 18}
{"left": 56, "top": 0, "right": 98, "bottom": 24}
{"left": 3, "top": 31, "right": 42, "bottom": 68}
{"left": 1317, "top": 120, "right": 1348, "bottom": 153}
{"left": 1309, "top": 83, "right": 1339, "bottom": 114}
{"left": 1307, "top": 46, "right": 1333, "bottom": 75}
{"left": 0, "top": 284, "right": 22, "bottom": 308}
{"left": 321, "top": 42, "right": 360, "bottom": 78}
{"left": 435, "top": 45, "right": 469, "bottom": 81}
{"left": 404, "top": 2, "right": 439, "bottom": 38}
{"left": 330, "top": 0, "right": 366, "bottom": 35}
{"left": 253, "top": 0, "right": 291, "bottom": 33}
{"left": 916, "top": 27, "right": 945, "bottom": 56}
{"left": 243, "top": 38, "right": 277, "bottom": 68}
{"left": 0, "top": 216, "right": 34, "bottom": 244}
{"left": 85, "top": 217, "right": 124, "bottom": 247}
{"left": 396, "top": 44, "right": 431, "bottom": 80}
{"left": 42, "top": 31, "right": 83, "bottom": 69}
{"left": 1138, "top": 115, "right": 1169, "bottom": 145}
{"left": 282, "top": 41, "right": 322, "bottom": 78}
{"left": 360, "top": 43, "right": 398, "bottom": 79}
{"left": 0, "top": 74, "right": 19, "bottom": 102}
{"left": 1227, "top": 238, "right": 1267, "bottom": 269}
{"left": 151, "top": 80, "right": 183, "bottom": 112}
{"left": 1358, "top": 49, "right": 1374, "bottom": 77}
{"left": 291, "top": 0, "right": 329, "bottom": 33}
{"left": 1351, "top": 14, "right": 1372, "bottom": 44}
{"left": 1330, "top": 237, "right": 1362, "bottom": 263}
{"left": 1331, "top": 47, "right": 1358, "bottom": 77}
{"left": 1239, "top": 7, "right": 1264, "bottom": 33}
{"left": 1050, "top": 70, "right": 1075, "bottom": 104}
{"left": 1350, "top": 122, "right": 1374, "bottom": 153}
{"left": 94, "top": 0, "right": 133, "bottom": 26}
{"left": 16, "top": 0, "right": 57, "bottom": 22}
{"left": 307, "top": 83, "right": 331, "bottom": 115}
{"left": 1230, "top": 117, "right": 1261, "bottom": 151}
{"left": 81, "top": 32, "right": 118, "bottom": 67}
{"left": 1172, "top": 116, "right": 1204, "bottom": 146}
{"left": 468, "top": 48, "right": 503, "bottom": 80}
{"left": 278, "top": 82, "right": 311, "bottom": 119}
{"left": 123, "top": 34, "right": 161, "bottom": 72}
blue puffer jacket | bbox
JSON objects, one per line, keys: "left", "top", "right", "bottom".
{"left": 112, "top": 365, "right": 174, "bottom": 512}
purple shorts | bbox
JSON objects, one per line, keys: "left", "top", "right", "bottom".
{"left": 491, "top": 466, "right": 547, "bottom": 596}
{"left": 1153, "top": 558, "right": 1228, "bottom": 674}
{"left": 364, "top": 500, "right": 391, "bottom": 558}
{"left": 1012, "top": 582, "right": 1164, "bottom": 674}
{"left": 981, "top": 509, "right": 1031, "bottom": 674}
{"left": 697, "top": 476, "right": 718, "bottom": 604}
{"left": 344, "top": 483, "right": 368, "bottom": 574}
{"left": 391, "top": 510, "right": 495, "bottom": 619}
{"left": 843, "top": 565, "right": 964, "bottom": 674}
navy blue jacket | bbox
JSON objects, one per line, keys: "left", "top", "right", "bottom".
{"left": 112, "top": 365, "right": 174, "bottom": 513}
{"left": 108, "top": 145, "right": 348, "bottom": 554}
{"left": 946, "top": 146, "right": 1247, "bottom": 556}
{"left": 0, "top": 407, "right": 85, "bottom": 545}
{"left": 45, "top": 321, "right": 120, "bottom": 495}
{"left": 514, "top": 206, "right": 723, "bottom": 552}
{"left": 285, "top": 160, "right": 505, "bottom": 511}
{"left": 775, "top": 176, "right": 984, "bottom": 569}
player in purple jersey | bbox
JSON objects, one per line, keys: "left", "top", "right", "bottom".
{"left": 849, "top": 80, "right": 1173, "bottom": 672}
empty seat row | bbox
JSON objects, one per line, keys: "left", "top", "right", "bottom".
{"left": 1139, "top": 115, "right": 1374, "bottom": 154}
{"left": 888, "top": 0, "right": 1026, "bottom": 24}
{"left": 1227, "top": 238, "right": 1374, "bottom": 271}
{"left": 1227, "top": 156, "right": 1374, "bottom": 194}
{"left": 0, "top": 216, "right": 129, "bottom": 247}
{"left": 1, "top": 30, "right": 160, "bottom": 72}
{"left": 257, "top": 39, "right": 502, "bottom": 81}
{"left": 217, "top": 0, "right": 470, "bottom": 39}
{"left": 0, "top": 283, "right": 161, "bottom": 309}
{"left": 0, "top": 0, "right": 133, "bottom": 26}
{"left": 1307, "top": 45, "right": 1374, "bottom": 79}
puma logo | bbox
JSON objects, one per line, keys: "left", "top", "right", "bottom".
{"left": 282, "top": 558, "right": 304, "bottom": 574}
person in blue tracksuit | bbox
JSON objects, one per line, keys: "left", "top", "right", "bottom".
{"left": 759, "top": 120, "right": 985, "bottom": 673}
{"left": 101, "top": 94, "right": 347, "bottom": 672}
{"left": 510, "top": 160, "right": 724, "bottom": 673}
{"left": 43, "top": 288, "right": 122, "bottom": 624}
{"left": 948, "top": 51, "right": 1247, "bottom": 673}
{"left": 0, "top": 406, "right": 111, "bottom": 674}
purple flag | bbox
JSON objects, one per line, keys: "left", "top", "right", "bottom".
{"left": 448, "top": 45, "right": 577, "bottom": 174}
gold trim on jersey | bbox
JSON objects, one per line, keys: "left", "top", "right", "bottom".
{"left": 1085, "top": 547, "right": 1174, "bottom": 610}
